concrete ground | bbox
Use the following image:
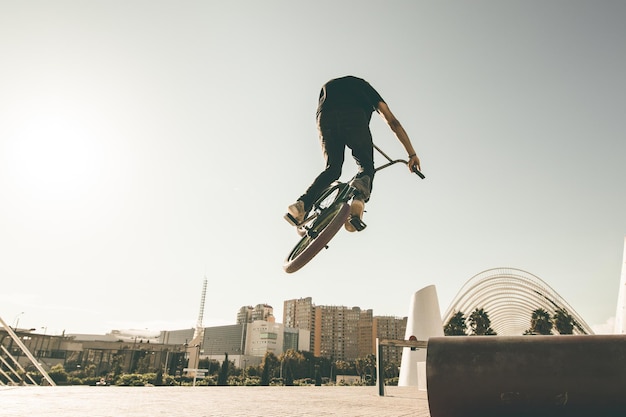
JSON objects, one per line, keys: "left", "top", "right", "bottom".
{"left": 1, "top": 385, "right": 431, "bottom": 417}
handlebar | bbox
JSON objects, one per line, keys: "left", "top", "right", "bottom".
{"left": 412, "top": 164, "right": 426, "bottom": 179}
{"left": 373, "top": 144, "right": 425, "bottom": 179}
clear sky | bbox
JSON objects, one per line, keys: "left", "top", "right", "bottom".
{"left": 1, "top": 1, "right": 625, "bottom": 336}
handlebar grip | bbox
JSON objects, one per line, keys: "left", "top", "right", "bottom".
{"left": 412, "top": 165, "right": 426, "bottom": 179}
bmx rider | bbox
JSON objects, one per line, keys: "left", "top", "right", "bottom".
{"left": 285, "top": 75, "right": 421, "bottom": 232}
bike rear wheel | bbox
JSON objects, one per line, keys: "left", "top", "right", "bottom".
{"left": 283, "top": 184, "right": 351, "bottom": 273}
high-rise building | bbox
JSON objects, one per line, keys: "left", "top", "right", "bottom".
{"left": 314, "top": 305, "right": 374, "bottom": 361}
{"left": 237, "top": 306, "right": 254, "bottom": 325}
{"left": 237, "top": 304, "right": 274, "bottom": 324}
{"left": 358, "top": 309, "right": 374, "bottom": 358}
{"left": 283, "top": 297, "right": 314, "bottom": 328}
{"left": 283, "top": 297, "right": 315, "bottom": 348}
{"left": 285, "top": 298, "right": 374, "bottom": 362}
{"left": 252, "top": 304, "right": 274, "bottom": 322}
{"left": 373, "top": 315, "right": 408, "bottom": 364}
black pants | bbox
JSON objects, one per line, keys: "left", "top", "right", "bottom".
{"left": 298, "top": 109, "right": 375, "bottom": 211}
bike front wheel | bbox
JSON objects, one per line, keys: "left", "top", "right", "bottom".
{"left": 283, "top": 185, "right": 351, "bottom": 273}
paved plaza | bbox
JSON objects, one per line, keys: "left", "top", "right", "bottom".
{"left": 1, "top": 385, "right": 430, "bottom": 417}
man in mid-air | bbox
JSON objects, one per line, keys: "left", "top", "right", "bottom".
{"left": 285, "top": 75, "right": 421, "bottom": 232}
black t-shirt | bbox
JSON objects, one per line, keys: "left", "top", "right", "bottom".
{"left": 316, "top": 76, "right": 385, "bottom": 117}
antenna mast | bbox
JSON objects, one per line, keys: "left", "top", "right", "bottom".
{"left": 194, "top": 277, "right": 208, "bottom": 339}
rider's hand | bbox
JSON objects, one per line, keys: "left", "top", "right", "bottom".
{"left": 408, "top": 154, "right": 421, "bottom": 173}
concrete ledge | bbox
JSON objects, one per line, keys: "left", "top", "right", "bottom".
{"left": 426, "top": 335, "right": 626, "bottom": 417}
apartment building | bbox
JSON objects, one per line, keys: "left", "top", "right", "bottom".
{"left": 314, "top": 305, "right": 372, "bottom": 361}
{"left": 285, "top": 298, "right": 377, "bottom": 362}
{"left": 283, "top": 297, "right": 315, "bottom": 348}
{"left": 237, "top": 304, "right": 275, "bottom": 324}
{"left": 373, "top": 315, "right": 408, "bottom": 364}
{"left": 283, "top": 297, "right": 408, "bottom": 363}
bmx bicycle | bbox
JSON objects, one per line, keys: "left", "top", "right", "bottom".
{"left": 283, "top": 144, "right": 425, "bottom": 273}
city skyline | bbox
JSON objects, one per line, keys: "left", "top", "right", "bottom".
{"left": 13, "top": 276, "right": 611, "bottom": 338}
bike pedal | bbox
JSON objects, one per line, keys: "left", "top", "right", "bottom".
{"left": 283, "top": 212, "right": 298, "bottom": 226}
{"left": 348, "top": 215, "right": 367, "bottom": 232}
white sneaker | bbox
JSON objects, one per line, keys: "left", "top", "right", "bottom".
{"left": 284, "top": 201, "right": 305, "bottom": 226}
{"left": 350, "top": 176, "right": 371, "bottom": 201}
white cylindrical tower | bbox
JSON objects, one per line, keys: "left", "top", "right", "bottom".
{"left": 614, "top": 237, "right": 626, "bottom": 334}
{"left": 398, "top": 285, "right": 443, "bottom": 387}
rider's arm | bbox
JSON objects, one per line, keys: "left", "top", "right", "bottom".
{"left": 376, "top": 101, "right": 421, "bottom": 172}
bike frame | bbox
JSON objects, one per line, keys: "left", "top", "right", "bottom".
{"left": 296, "top": 144, "right": 424, "bottom": 227}
{"left": 284, "top": 143, "right": 424, "bottom": 273}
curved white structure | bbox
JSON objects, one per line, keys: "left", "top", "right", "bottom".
{"left": 615, "top": 237, "right": 626, "bottom": 334}
{"left": 443, "top": 267, "right": 594, "bottom": 336}
{"left": 398, "top": 285, "right": 443, "bottom": 387}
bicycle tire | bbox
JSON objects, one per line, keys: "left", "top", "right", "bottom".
{"left": 283, "top": 184, "right": 351, "bottom": 273}
{"left": 283, "top": 202, "right": 349, "bottom": 273}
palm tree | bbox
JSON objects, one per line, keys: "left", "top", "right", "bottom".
{"left": 444, "top": 311, "right": 467, "bottom": 335}
{"left": 356, "top": 354, "right": 376, "bottom": 385}
{"left": 279, "top": 349, "right": 306, "bottom": 385}
{"left": 468, "top": 308, "right": 497, "bottom": 335}
{"left": 552, "top": 308, "right": 574, "bottom": 334}
{"left": 526, "top": 308, "right": 553, "bottom": 335}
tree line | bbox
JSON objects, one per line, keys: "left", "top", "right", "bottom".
{"left": 523, "top": 308, "right": 579, "bottom": 335}
{"left": 20, "top": 349, "right": 398, "bottom": 387}
{"left": 444, "top": 307, "right": 579, "bottom": 336}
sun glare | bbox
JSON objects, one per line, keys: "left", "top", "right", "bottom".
{"left": 6, "top": 109, "right": 103, "bottom": 201}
